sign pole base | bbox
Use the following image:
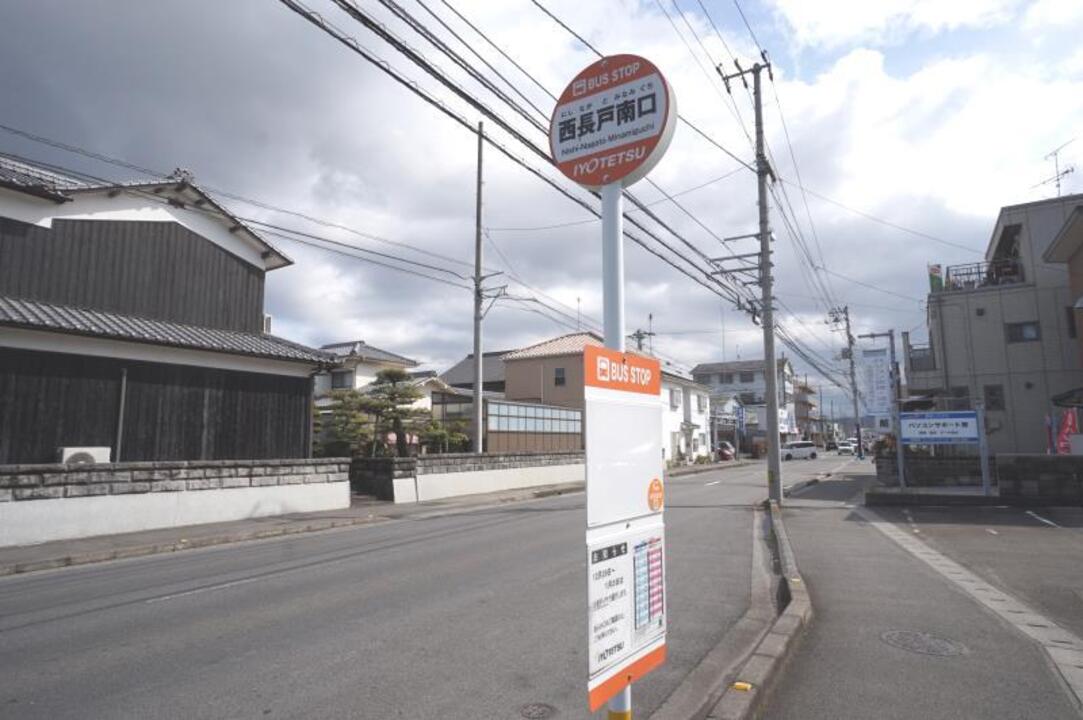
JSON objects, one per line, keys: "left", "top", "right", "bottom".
{"left": 608, "top": 686, "right": 631, "bottom": 719}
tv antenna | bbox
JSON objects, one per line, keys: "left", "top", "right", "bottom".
{"left": 1035, "top": 139, "right": 1075, "bottom": 197}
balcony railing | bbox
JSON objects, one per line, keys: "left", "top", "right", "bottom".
{"left": 939, "top": 259, "right": 1024, "bottom": 292}
{"left": 909, "top": 345, "right": 936, "bottom": 372}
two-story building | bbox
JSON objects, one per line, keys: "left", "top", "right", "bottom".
{"left": 313, "top": 340, "right": 418, "bottom": 396}
{"left": 692, "top": 357, "right": 799, "bottom": 442}
{"left": 501, "top": 332, "right": 712, "bottom": 462}
{"left": 903, "top": 194, "right": 1083, "bottom": 454}
{"left": 0, "top": 156, "right": 329, "bottom": 464}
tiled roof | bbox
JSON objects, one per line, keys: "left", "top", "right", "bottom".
{"left": 319, "top": 340, "right": 418, "bottom": 367}
{"left": 503, "top": 332, "right": 659, "bottom": 363}
{"left": 0, "top": 295, "right": 331, "bottom": 364}
{"left": 691, "top": 357, "right": 793, "bottom": 375}
{"left": 0, "top": 154, "right": 291, "bottom": 270}
{"left": 0, "top": 154, "right": 91, "bottom": 200}
{"left": 440, "top": 350, "right": 511, "bottom": 385}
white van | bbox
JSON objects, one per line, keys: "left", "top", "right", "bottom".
{"left": 782, "top": 440, "right": 818, "bottom": 460}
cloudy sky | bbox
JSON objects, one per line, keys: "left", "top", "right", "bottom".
{"left": 2, "top": 0, "right": 1082, "bottom": 410}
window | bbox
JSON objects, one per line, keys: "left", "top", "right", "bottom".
{"left": 1067, "top": 306, "right": 1078, "bottom": 340}
{"left": 721, "top": 372, "right": 734, "bottom": 384}
{"left": 1005, "top": 321, "right": 1040, "bottom": 343}
{"left": 983, "top": 384, "right": 1005, "bottom": 411}
{"left": 670, "top": 388, "right": 682, "bottom": 409}
{"left": 330, "top": 370, "right": 353, "bottom": 389}
{"left": 554, "top": 367, "right": 566, "bottom": 386}
{"left": 696, "top": 394, "right": 707, "bottom": 413}
{"left": 739, "top": 392, "right": 757, "bottom": 405}
{"left": 739, "top": 371, "right": 755, "bottom": 383}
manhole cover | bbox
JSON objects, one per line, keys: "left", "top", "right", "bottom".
{"left": 880, "top": 630, "right": 968, "bottom": 657}
{"left": 519, "top": 703, "right": 556, "bottom": 719}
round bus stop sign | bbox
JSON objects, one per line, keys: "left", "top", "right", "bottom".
{"left": 549, "top": 54, "right": 676, "bottom": 189}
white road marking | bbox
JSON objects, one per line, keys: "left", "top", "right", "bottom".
{"left": 857, "top": 506, "right": 1083, "bottom": 706}
{"left": 1026, "top": 511, "right": 1061, "bottom": 529}
{"left": 704, "top": 480, "right": 721, "bottom": 486}
{"left": 145, "top": 575, "right": 265, "bottom": 604}
{"left": 986, "top": 528, "right": 999, "bottom": 535}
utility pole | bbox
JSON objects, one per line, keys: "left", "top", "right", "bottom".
{"left": 830, "top": 306, "right": 863, "bottom": 459}
{"left": 629, "top": 327, "right": 655, "bottom": 352}
{"left": 858, "top": 330, "right": 904, "bottom": 486}
{"left": 472, "top": 121, "right": 484, "bottom": 454}
{"left": 718, "top": 58, "right": 781, "bottom": 503}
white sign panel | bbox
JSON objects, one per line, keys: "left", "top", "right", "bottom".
{"left": 583, "top": 345, "right": 666, "bottom": 711}
{"left": 900, "top": 411, "right": 979, "bottom": 444}
{"left": 860, "top": 348, "right": 892, "bottom": 416}
{"left": 583, "top": 346, "right": 664, "bottom": 528}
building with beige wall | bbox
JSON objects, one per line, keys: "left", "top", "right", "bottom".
{"left": 903, "top": 193, "right": 1083, "bottom": 454}
{"left": 502, "top": 332, "right": 711, "bottom": 461}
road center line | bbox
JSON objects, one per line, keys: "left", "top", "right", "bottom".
{"left": 704, "top": 480, "right": 720, "bottom": 486}
{"left": 1026, "top": 511, "right": 1061, "bottom": 529}
{"left": 857, "top": 506, "right": 1083, "bottom": 706}
{"left": 145, "top": 575, "right": 265, "bottom": 604}
{"left": 986, "top": 529, "right": 999, "bottom": 535}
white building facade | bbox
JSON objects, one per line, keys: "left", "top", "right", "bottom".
{"left": 661, "top": 372, "right": 712, "bottom": 463}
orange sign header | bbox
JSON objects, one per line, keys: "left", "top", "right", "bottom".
{"left": 584, "top": 345, "right": 661, "bottom": 396}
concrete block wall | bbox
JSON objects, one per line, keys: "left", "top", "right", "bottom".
{"left": 998, "top": 454, "right": 1083, "bottom": 503}
{"left": 875, "top": 455, "right": 984, "bottom": 486}
{"left": 0, "top": 458, "right": 350, "bottom": 546}
{"left": 352, "top": 452, "right": 584, "bottom": 503}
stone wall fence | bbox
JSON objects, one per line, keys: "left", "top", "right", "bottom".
{"left": 0, "top": 458, "right": 351, "bottom": 547}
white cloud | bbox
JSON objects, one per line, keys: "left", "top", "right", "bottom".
{"left": 768, "top": 0, "right": 1022, "bottom": 47}
{"left": 1024, "top": 0, "right": 1083, "bottom": 28}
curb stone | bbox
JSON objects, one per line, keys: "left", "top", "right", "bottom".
{"left": 0, "top": 515, "right": 388, "bottom": 577}
{"left": 0, "top": 481, "right": 589, "bottom": 578}
{"left": 667, "top": 461, "right": 754, "bottom": 479}
{"left": 706, "top": 501, "right": 812, "bottom": 720}
{"left": 649, "top": 506, "right": 776, "bottom": 720}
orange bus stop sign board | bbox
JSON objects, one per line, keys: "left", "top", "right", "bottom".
{"left": 549, "top": 54, "right": 676, "bottom": 189}
{"left": 583, "top": 344, "right": 661, "bottom": 396}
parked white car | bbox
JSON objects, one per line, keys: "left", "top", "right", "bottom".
{"left": 837, "top": 442, "right": 854, "bottom": 456}
{"left": 782, "top": 440, "right": 818, "bottom": 460}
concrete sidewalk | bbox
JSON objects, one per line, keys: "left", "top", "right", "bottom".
{"left": 0, "top": 482, "right": 585, "bottom": 576}
{"left": 762, "top": 475, "right": 1080, "bottom": 719}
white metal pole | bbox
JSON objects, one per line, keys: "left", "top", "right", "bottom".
{"left": 601, "top": 179, "right": 630, "bottom": 719}
{"left": 602, "top": 182, "right": 625, "bottom": 352}
{"left": 976, "top": 401, "right": 992, "bottom": 496}
{"left": 888, "top": 331, "right": 905, "bottom": 488}
{"left": 472, "top": 121, "right": 484, "bottom": 454}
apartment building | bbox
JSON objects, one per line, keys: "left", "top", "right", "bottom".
{"left": 691, "top": 357, "right": 799, "bottom": 440}
{"left": 902, "top": 194, "right": 1083, "bottom": 454}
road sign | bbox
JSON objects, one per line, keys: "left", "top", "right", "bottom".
{"left": 900, "top": 411, "right": 979, "bottom": 444}
{"left": 736, "top": 404, "right": 746, "bottom": 431}
{"left": 583, "top": 344, "right": 666, "bottom": 711}
{"left": 549, "top": 54, "right": 677, "bottom": 189}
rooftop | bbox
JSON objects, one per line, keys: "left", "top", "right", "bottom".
{"left": 0, "top": 154, "right": 291, "bottom": 270}
{"left": 0, "top": 295, "right": 331, "bottom": 364}
{"left": 692, "top": 357, "right": 793, "bottom": 375}
{"left": 502, "top": 332, "right": 656, "bottom": 362}
{"left": 319, "top": 340, "right": 418, "bottom": 367}
{"left": 440, "top": 350, "right": 512, "bottom": 386}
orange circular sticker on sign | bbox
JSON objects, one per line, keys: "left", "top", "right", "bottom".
{"left": 647, "top": 477, "right": 664, "bottom": 512}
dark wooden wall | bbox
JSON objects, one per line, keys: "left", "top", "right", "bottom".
{"left": 0, "top": 218, "right": 265, "bottom": 333}
{"left": 0, "top": 348, "right": 311, "bottom": 464}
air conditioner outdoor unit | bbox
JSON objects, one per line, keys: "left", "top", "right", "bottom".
{"left": 58, "top": 446, "right": 111, "bottom": 465}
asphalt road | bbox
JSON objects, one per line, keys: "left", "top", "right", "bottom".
{"left": 872, "top": 503, "right": 1083, "bottom": 640}
{"left": 764, "top": 475, "right": 1081, "bottom": 720}
{"left": 0, "top": 457, "right": 844, "bottom": 720}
